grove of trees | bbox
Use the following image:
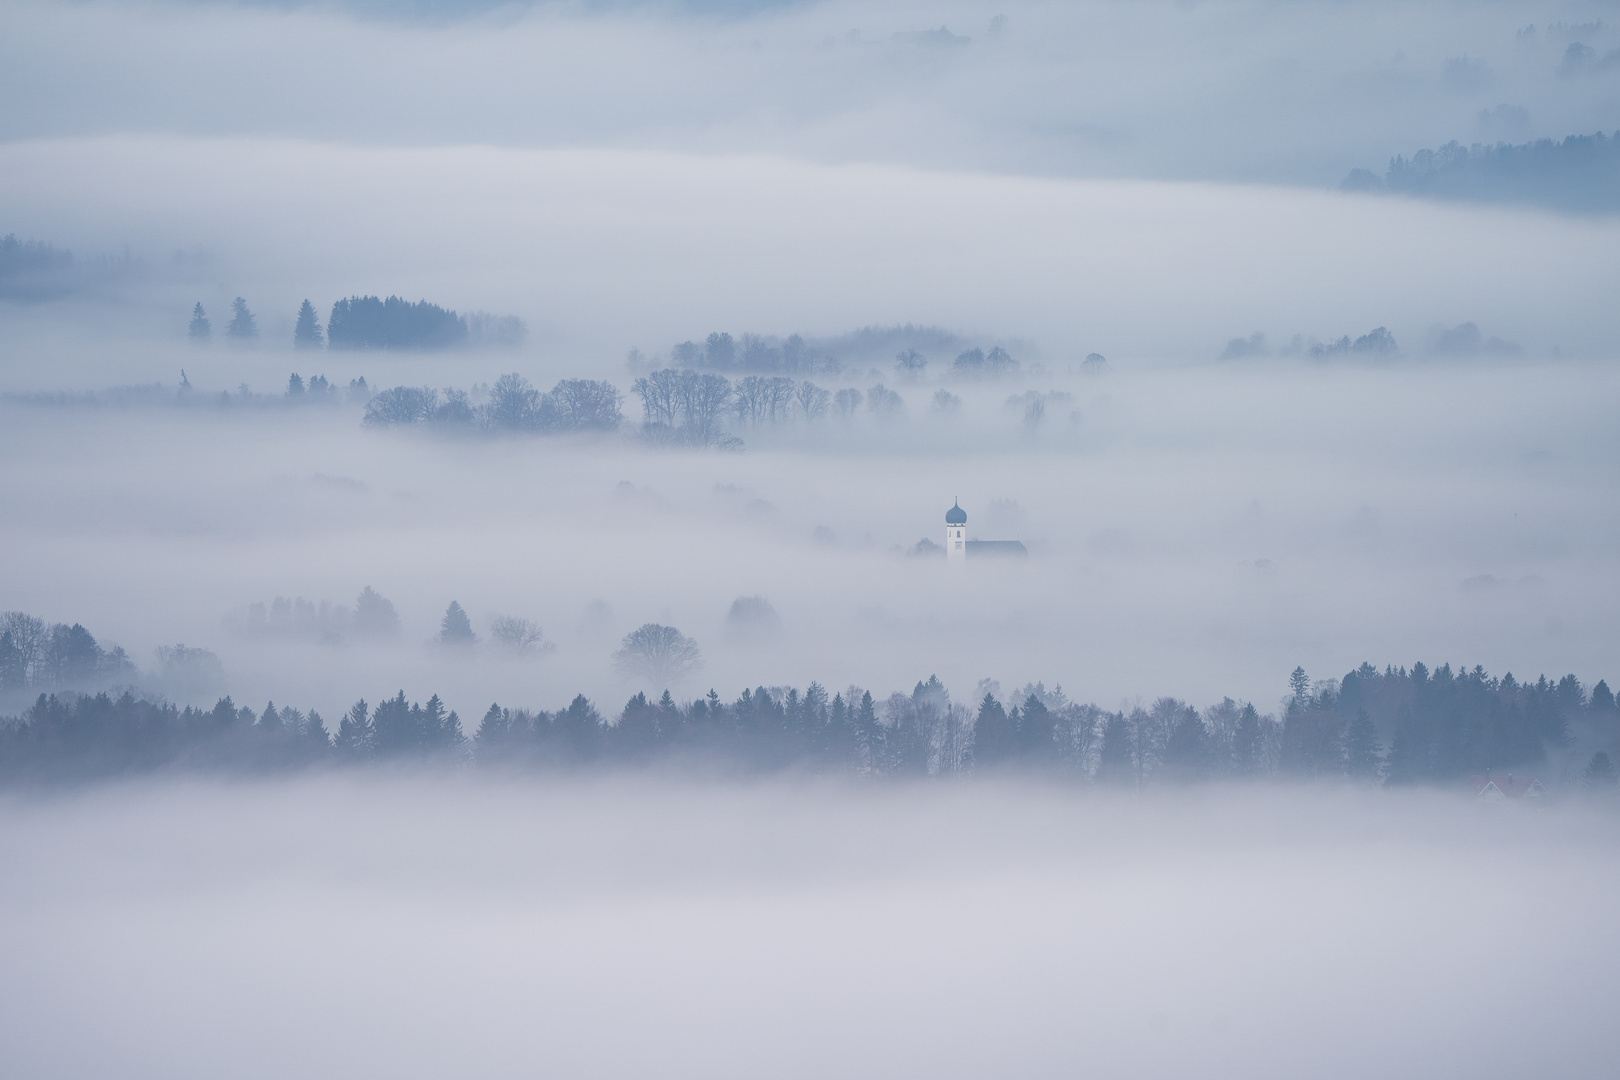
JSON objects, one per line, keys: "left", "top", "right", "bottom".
{"left": 363, "top": 374, "right": 623, "bottom": 433}
{"left": 3, "top": 660, "right": 1614, "bottom": 790}
{"left": 328, "top": 296, "right": 467, "bottom": 350}
{"left": 1341, "top": 129, "right": 1620, "bottom": 212}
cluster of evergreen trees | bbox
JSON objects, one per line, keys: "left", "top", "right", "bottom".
{"left": 3, "top": 662, "right": 1613, "bottom": 787}
{"left": 188, "top": 298, "right": 259, "bottom": 342}
{"left": 1341, "top": 130, "right": 1620, "bottom": 212}
{"left": 185, "top": 297, "right": 525, "bottom": 350}
{"left": 328, "top": 296, "right": 465, "bottom": 350}
{"left": 0, "top": 233, "right": 76, "bottom": 300}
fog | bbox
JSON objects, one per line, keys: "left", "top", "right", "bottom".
{"left": 4, "top": 0, "right": 1619, "bottom": 1071}
{"left": 2, "top": 777, "right": 1618, "bottom": 1078}
{"left": 5, "top": 0, "right": 1620, "bottom": 186}
{"left": 3, "top": 356, "right": 1618, "bottom": 719}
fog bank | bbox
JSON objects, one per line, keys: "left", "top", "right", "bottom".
{"left": 5, "top": 138, "right": 1619, "bottom": 363}
{"left": 1, "top": 776, "right": 1616, "bottom": 1079}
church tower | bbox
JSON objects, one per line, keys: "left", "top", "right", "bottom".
{"left": 946, "top": 499, "right": 967, "bottom": 568}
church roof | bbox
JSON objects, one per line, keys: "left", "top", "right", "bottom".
{"left": 945, "top": 500, "right": 967, "bottom": 524}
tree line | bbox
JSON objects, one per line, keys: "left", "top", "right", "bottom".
{"left": 1341, "top": 129, "right": 1620, "bottom": 212}
{"left": 363, "top": 373, "right": 624, "bottom": 432}
{"left": 186, "top": 296, "right": 526, "bottom": 350}
{"left": 3, "top": 660, "right": 1614, "bottom": 788}
{"left": 660, "top": 332, "right": 1024, "bottom": 381}
{"left": 0, "top": 612, "right": 134, "bottom": 692}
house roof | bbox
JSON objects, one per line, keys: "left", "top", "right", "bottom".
{"left": 1469, "top": 775, "right": 1546, "bottom": 798}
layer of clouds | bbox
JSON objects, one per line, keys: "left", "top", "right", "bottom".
{"left": 2, "top": 355, "right": 1615, "bottom": 716}
{"left": 4, "top": 138, "right": 1618, "bottom": 361}
{"left": 3, "top": 0, "right": 1619, "bottom": 183}
{"left": 1, "top": 776, "right": 1617, "bottom": 1079}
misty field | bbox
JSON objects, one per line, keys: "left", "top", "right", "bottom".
{"left": 5, "top": 1, "right": 1620, "bottom": 1076}
{"left": 1, "top": 775, "right": 1617, "bottom": 1080}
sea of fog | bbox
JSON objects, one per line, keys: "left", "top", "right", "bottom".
{"left": 1, "top": 775, "right": 1616, "bottom": 1079}
{"left": 1, "top": 354, "right": 1615, "bottom": 718}
{"left": 4, "top": 138, "right": 1620, "bottom": 361}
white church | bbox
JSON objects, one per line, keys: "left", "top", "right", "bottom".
{"left": 945, "top": 499, "right": 1027, "bottom": 565}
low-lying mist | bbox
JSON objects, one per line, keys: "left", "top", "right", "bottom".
{"left": 6, "top": 137, "right": 1620, "bottom": 364}
{"left": 2, "top": 355, "right": 1615, "bottom": 719}
{"left": 1, "top": 775, "right": 1616, "bottom": 1079}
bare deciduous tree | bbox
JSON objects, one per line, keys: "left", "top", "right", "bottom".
{"left": 613, "top": 623, "right": 702, "bottom": 687}
{"left": 794, "top": 380, "right": 830, "bottom": 421}
{"left": 490, "top": 616, "right": 553, "bottom": 654}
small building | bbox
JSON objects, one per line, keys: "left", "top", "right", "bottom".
{"left": 944, "top": 501, "right": 1027, "bottom": 566}
{"left": 1470, "top": 774, "right": 1546, "bottom": 800}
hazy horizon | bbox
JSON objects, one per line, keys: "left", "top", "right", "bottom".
{"left": 4, "top": 2, "right": 1618, "bottom": 1076}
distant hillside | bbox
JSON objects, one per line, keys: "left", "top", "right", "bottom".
{"left": 1342, "top": 131, "right": 1620, "bottom": 213}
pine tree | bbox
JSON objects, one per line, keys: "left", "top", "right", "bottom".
{"left": 1590, "top": 680, "right": 1617, "bottom": 715}
{"left": 354, "top": 586, "right": 401, "bottom": 638}
{"left": 1344, "top": 707, "right": 1382, "bottom": 779}
{"left": 1160, "top": 710, "right": 1212, "bottom": 781}
{"left": 372, "top": 691, "right": 413, "bottom": 756}
{"left": 854, "top": 690, "right": 881, "bottom": 773}
{"left": 1096, "top": 714, "right": 1134, "bottom": 783}
{"left": 440, "top": 601, "right": 475, "bottom": 644}
{"left": 420, "top": 694, "right": 463, "bottom": 751}
{"left": 1018, "top": 693, "right": 1055, "bottom": 759}
{"left": 226, "top": 297, "right": 258, "bottom": 340}
{"left": 1584, "top": 752, "right": 1617, "bottom": 787}
{"left": 302, "top": 710, "right": 330, "bottom": 752}
{"left": 293, "top": 299, "right": 324, "bottom": 349}
{"left": 188, "top": 302, "right": 211, "bottom": 341}
{"left": 1230, "top": 703, "right": 1264, "bottom": 777}
{"left": 971, "top": 693, "right": 1017, "bottom": 769}
{"left": 476, "top": 702, "right": 510, "bottom": 749}
{"left": 0, "top": 631, "right": 23, "bottom": 689}
{"left": 1289, "top": 666, "right": 1310, "bottom": 702}
{"left": 335, "top": 699, "right": 372, "bottom": 758}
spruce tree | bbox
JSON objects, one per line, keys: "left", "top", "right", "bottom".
{"left": 972, "top": 694, "right": 1017, "bottom": 769}
{"left": 1096, "top": 714, "right": 1134, "bottom": 783}
{"left": 1584, "top": 752, "right": 1617, "bottom": 787}
{"left": 293, "top": 299, "right": 324, "bottom": 349}
{"left": 188, "top": 302, "right": 211, "bottom": 340}
{"left": 1018, "top": 693, "right": 1055, "bottom": 759}
{"left": 226, "top": 297, "right": 258, "bottom": 340}
{"left": 1160, "top": 711, "right": 1212, "bottom": 781}
{"left": 302, "top": 710, "right": 330, "bottom": 752}
{"left": 335, "top": 699, "right": 372, "bottom": 758}
{"left": 1230, "top": 703, "right": 1264, "bottom": 777}
{"left": 1344, "top": 707, "right": 1382, "bottom": 779}
{"left": 440, "top": 601, "right": 475, "bottom": 644}
{"left": 854, "top": 690, "right": 881, "bottom": 773}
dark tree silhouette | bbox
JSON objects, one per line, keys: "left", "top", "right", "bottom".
{"left": 293, "top": 300, "right": 324, "bottom": 349}
{"left": 440, "top": 602, "right": 475, "bottom": 645}
{"left": 972, "top": 693, "right": 1017, "bottom": 768}
{"left": 226, "top": 297, "right": 258, "bottom": 340}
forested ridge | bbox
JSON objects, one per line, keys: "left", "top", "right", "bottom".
{"left": 2, "top": 662, "right": 1614, "bottom": 789}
